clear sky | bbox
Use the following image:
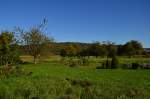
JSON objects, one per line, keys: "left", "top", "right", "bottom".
{"left": 0, "top": 0, "right": 150, "bottom": 47}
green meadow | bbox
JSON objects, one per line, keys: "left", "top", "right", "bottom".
{"left": 0, "top": 57, "right": 150, "bottom": 99}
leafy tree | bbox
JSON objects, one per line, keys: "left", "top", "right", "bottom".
{"left": 88, "top": 42, "right": 107, "bottom": 58}
{"left": 66, "top": 44, "right": 77, "bottom": 57}
{"left": 122, "top": 40, "right": 143, "bottom": 57}
{"left": 123, "top": 43, "right": 135, "bottom": 57}
{"left": 59, "top": 44, "right": 76, "bottom": 57}
{"left": 130, "top": 40, "right": 143, "bottom": 55}
{"left": 0, "top": 31, "right": 19, "bottom": 66}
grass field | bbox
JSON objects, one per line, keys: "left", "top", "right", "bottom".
{"left": 0, "top": 57, "right": 150, "bottom": 99}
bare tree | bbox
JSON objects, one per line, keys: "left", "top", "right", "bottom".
{"left": 18, "top": 20, "right": 53, "bottom": 64}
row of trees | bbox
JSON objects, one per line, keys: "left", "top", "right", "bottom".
{"left": 59, "top": 40, "right": 143, "bottom": 58}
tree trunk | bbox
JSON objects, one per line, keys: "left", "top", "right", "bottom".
{"left": 34, "top": 56, "right": 36, "bottom": 64}
{"left": 106, "top": 55, "right": 109, "bottom": 69}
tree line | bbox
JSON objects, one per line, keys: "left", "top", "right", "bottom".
{"left": 56, "top": 40, "right": 144, "bottom": 58}
{"left": 0, "top": 20, "right": 147, "bottom": 66}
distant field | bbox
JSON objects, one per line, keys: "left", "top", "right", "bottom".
{"left": 0, "top": 56, "right": 150, "bottom": 99}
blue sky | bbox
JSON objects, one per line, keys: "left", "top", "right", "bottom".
{"left": 0, "top": 0, "right": 150, "bottom": 47}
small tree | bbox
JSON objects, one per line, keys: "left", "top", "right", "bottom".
{"left": 19, "top": 20, "right": 53, "bottom": 64}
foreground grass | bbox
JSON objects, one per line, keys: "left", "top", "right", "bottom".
{"left": 0, "top": 61, "right": 150, "bottom": 99}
